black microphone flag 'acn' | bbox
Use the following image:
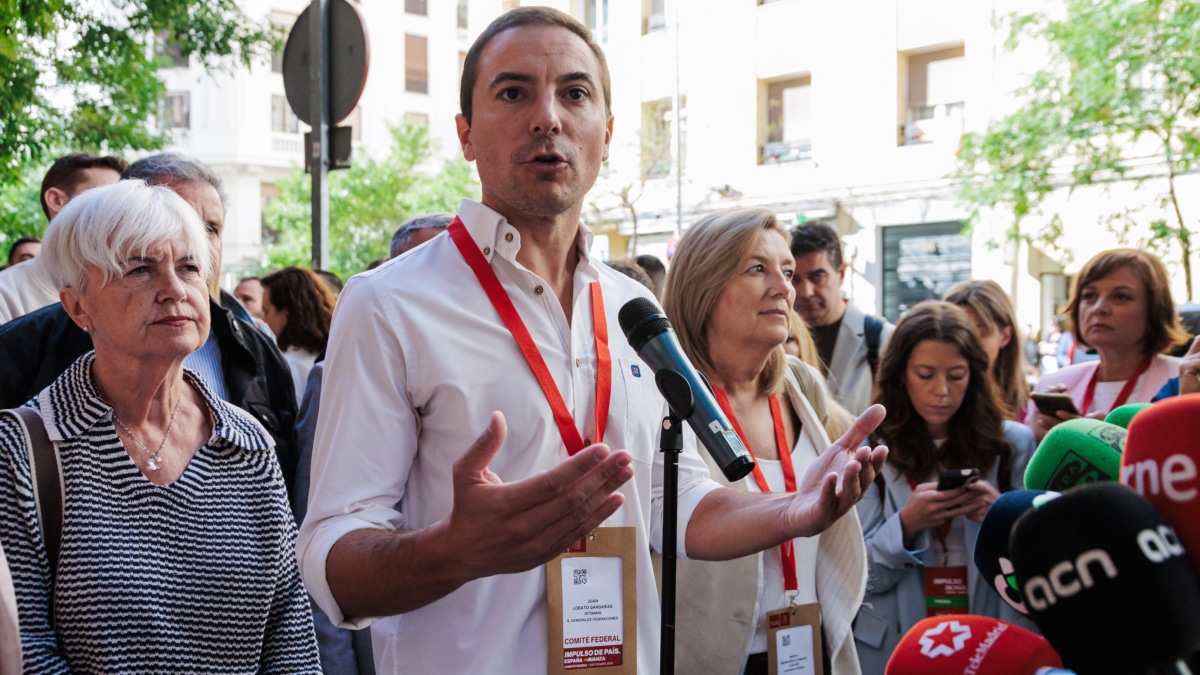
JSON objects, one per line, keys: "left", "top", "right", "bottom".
{"left": 618, "top": 297, "right": 755, "bottom": 482}
{"left": 1010, "top": 483, "right": 1200, "bottom": 674}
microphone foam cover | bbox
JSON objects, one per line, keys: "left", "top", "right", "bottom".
{"left": 1024, "top": 419, "right": 1123, "bottom": 491}
{"left": 1122, "top": 394, "right": 1200, "bottom": 574}
{"left": 974, "top": 490, "right": 1059, "bottom": 615}
{"left": 885, "top": 616, "right": 1061, "bottom": 675}
{"left": 1010, "top": 483, "right": 1200, "bottom": 674}
{"left": 1104, "top": 402, "right": 1150, "bottom": 429}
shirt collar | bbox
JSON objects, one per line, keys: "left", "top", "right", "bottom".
{"left": 37, "top": 351, "right": 271, "bottom": 451}
{"left": 456, "top": 199, "right": 596, "bottom": 265}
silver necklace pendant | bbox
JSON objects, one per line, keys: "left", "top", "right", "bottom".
{"left": 146, "top": 456, "right": 162, "bottom": 471}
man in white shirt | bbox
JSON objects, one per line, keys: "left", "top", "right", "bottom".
{"left": 791, "top": 222, "right": 895, "bottom": 415}
{"left": 0, "top": 153, "right": 125, "bottom": 324}
{"left": 297, "top": 8, "right": 888, "bottom": 674}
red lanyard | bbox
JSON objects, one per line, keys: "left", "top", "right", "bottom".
{"left": 448, "top": 218, "right": 610, "bottom": 456}
{"left": 1079, "top": 355, "right": 1152, "bottom": 415}
{"left": 713, "top": 388, "right": 798, "bottom": 592}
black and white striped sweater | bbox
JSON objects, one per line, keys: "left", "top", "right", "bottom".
{"left": 0, "top": 352, "right": 319, "bottom": 673}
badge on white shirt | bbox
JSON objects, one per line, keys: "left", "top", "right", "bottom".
{"left": 546, "top": 527, "right": 637, "bottom": 674}
{"left": 767, "top": 602, "right": 823, "bottom": 675}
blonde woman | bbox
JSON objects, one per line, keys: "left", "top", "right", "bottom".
{"left": 663, "top": 207, "right": 873, "bottom": 675}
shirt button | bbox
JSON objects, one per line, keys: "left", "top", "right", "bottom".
{"left": 504, "top": 233, "right": 514, "bottom": 242}
{"left": 534, "top": 285, "right": 544, "bottom": 295}
{"left": 482, "top": 246, "right": 491, "bottom": 256}
{"left": 576, "top": 358, "right": 581, "bottom": 367}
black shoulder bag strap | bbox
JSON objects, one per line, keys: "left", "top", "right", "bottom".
{"left": 864, "top": 314, "right": 884, "bottom": 375}
{"left": 9, "top": 407, "right": 62, "bottom": 619}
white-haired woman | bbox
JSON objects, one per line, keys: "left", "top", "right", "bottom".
{"left": 662, "top": 207, "right": 875, "bottom": 675}
{"left": 0, "top": 180, "right": 319, "bottom": 673}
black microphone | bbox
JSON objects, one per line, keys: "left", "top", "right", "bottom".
{"left": 1010, "top": 483, "right": 1200, "bottom": 674}
{"left": 618, "top": 297, "right": 755, "bottom": 482}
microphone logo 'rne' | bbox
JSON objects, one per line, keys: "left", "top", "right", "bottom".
{"left": 917, "top": 620, "right": 972, "bottom": 658}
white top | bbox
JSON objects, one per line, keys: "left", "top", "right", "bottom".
{"left": 748, "top": 436, "right": 822, "bottom": 654}
{"left": 281, "top": 347, "right": 319, "bottom": 404}
{"left": 297, "top": 199, "right": 722, "bottom": 675}
{"left": 0, "top": 258, "right": 58, "bottom": 324}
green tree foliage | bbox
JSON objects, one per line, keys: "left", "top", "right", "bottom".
{"left": 956, "top": 0, "right": 1200, "bottom": 299}
{"left": 0, "top": 0, "right": 277, "bottom": 247}
{"left": 261, "top": 124, "right": 480, "bottom": 281}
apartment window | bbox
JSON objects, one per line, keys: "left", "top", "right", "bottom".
{"left": 457, "top": 0, "right": 469, "bottom": 29}
{"left": 642, "top": 0, "right": 665, "bottom": 34}
{"left": 165, "top": 92, "right": 190, "bottom": 129}
{"left": 458, "top": 51, "right": 468, "bottom": 89}
{"left": 405, "top": 0, "right": 427, "bottom": 16}
{"left": 405, "top": 112, "right": 430, "bottom": 127}
{"left": 406, "top": 34, "right": 429, "bottom": 94}
{"left": 269, "top": 12, "right": 297, "bottom": 74}
{"left": 640, "top": 97, "right": 685, "bottom": 178}
{"left": 900, "top": 46, "right": 965, "bottom": 146}
{"left": 502, "top": 0, "right": 519, "bottom": 10}
{"left": 760, "top": 76, "right": 812, "bottom": 164}
{"left": 155, "top": 31, "right": 189, "bottom": 69}
{"left": 583, "top": 0, "right": 609, "bottom": 42}
{"left": 272, "top": 95, "right": 299, "bottom": 133}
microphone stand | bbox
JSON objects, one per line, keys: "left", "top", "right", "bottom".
{"left": 658, "top": 412, "right": 683, "bottom": 675}
{"left": 654, "top": 370, "right": 694, "bottom": 675}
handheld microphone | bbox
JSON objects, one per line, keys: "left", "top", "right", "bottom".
{"left": 1122, "top": 394, "right": 1200, "bottom": 574}
{"left": 974, "top": 490, "right": 1060, "bottom": 615}
{"left": 1010, "top": 483, "right": 1200, "bottom": 674}
{"left": 618, "top": 297, "right": 755, "bottom": 482}
{"left": 885, "top": 616, "right": 1062, "bottom": 675}
{"left": 1024, "top": 419, "right": 1124, "bottom": 491}
{"left": 1105, "top": 402, "right": 1150, "bottom": 429}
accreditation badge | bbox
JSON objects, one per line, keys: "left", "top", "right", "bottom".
{"left": 924, "top": 566, "right": 969, "bottom": 617}
{"left": 766, "top": 602, "right": 823, "bottom": 675}
{"left": 546, "top": 527, "right": 637, "bottom": 674}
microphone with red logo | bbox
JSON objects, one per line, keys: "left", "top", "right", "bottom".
{"left": 973, "top": 490, "right": 1059, "bottom": 615}
{"left": 1024, "top": 419, "right": 1124, "bottom": 491}
{"left": 885, "top": 616, "right": 1062, "bottom": 674}
{"left": 1010, "top": 483, "right": 1200, "bottom": 674}
{"left": 1122, "top": 394, "right": 1200, "bottom": 575}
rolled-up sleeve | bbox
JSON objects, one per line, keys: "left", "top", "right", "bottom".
{"left": 295, "top": 277, "right": 418, "bottom": 629}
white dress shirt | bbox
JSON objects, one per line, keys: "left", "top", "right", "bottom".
{"left": 297, "top": 200, "right": 721, "bottom": 675}
{"left": 0, "top": 258, "right": 58, "bottom": 324}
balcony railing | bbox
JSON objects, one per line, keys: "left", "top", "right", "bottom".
{"left": 761, "top": 139, "right": 812, "bottom": 164}
{"left": 903, "top": 102, "right": 964, "bottom": 145}
{"left": 406, "top": 70, "right": 428, "bottom": 94}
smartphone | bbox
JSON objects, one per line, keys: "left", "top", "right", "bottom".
{"left": 937, "top": 468, "right": 981, "bottom": 491}
{"left": 1031, "top": 392, "right": 1080, "bottom": 417}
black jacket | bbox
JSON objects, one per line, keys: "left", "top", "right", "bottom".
{"left": 0, "top": 293, "right": 299, "bottom": 495}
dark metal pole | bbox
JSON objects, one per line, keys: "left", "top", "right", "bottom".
{"left": 308, "top": 0, "right": 330, "bottom": 270}
{"left": 659, "top": 413, "right": 683, "bottom": 675}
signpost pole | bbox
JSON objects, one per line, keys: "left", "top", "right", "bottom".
{"left": 308, "top": 0, "right": 330, "bottom": 270}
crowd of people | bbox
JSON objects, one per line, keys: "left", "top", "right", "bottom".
{"left": 0, "top": 6, "right": 1197, "bottom": 675}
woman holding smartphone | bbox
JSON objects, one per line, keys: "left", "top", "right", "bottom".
{"left": 1026, "top": 249, "right": 1187, "bottom": 440}
{"left": 853, "top": 301, "right": 1035, "bottom": 673}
